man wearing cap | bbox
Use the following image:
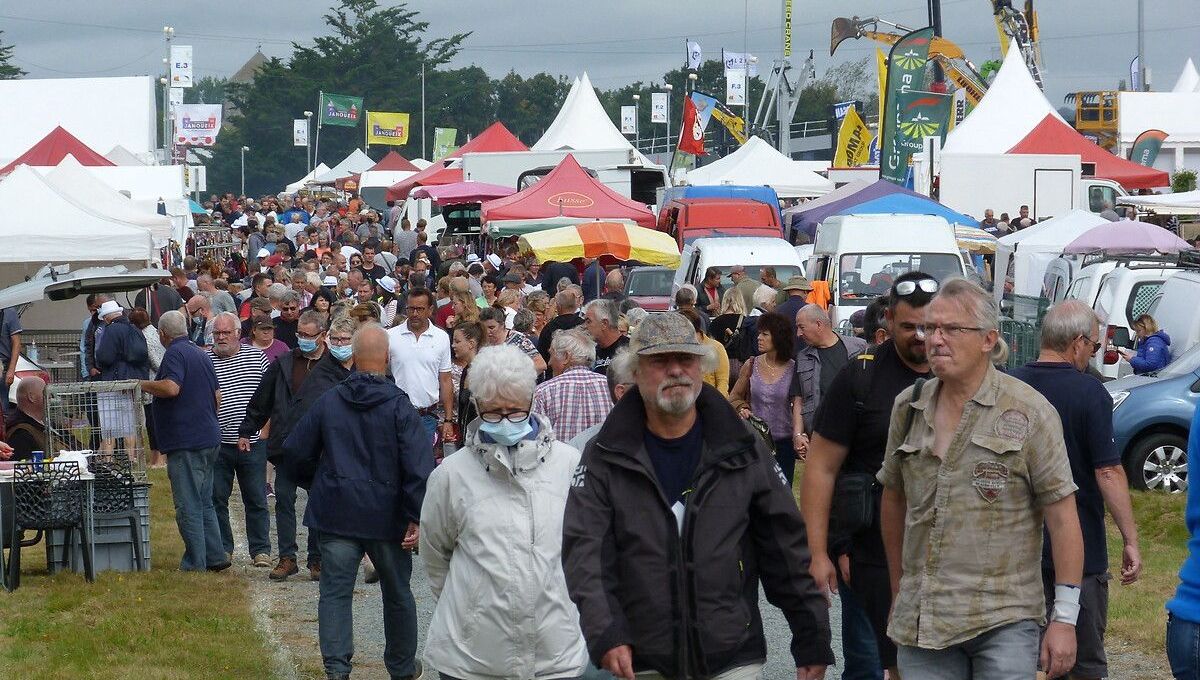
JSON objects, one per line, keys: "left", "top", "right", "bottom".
{"left": 776, "top": 275, "right": 815, "bottom": 336}
{"left": 563, "top": 312, "right": 833, "bottom": 680}
{"left": 483, "top": 253, "right": 504, "bottom": 277}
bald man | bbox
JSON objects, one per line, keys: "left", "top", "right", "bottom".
{"left": 184, "top": 294, "right": 214, "bottom": 348}
{"left": 5, "top": 375, "right": 47, "bottom": 459}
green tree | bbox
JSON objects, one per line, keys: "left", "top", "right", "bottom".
{"left": 184, "top": 76, "right": 228, "bottom": 105}
{"left": 0, "top": 31, "right": 25, "bottom": 80}
{"left": 493, "top": 71, "right": 572, "bottom": 145}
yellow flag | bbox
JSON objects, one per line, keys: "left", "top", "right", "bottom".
{"left": 834, "top": 107, "right": 872, "bottom": 167}
{"left": 710, "top": 106, "right": 747, "bottom": 144}
{"left": 876, "top": 48, "right": 887, "bottom": 127}
{"left": 365, "top": 111, "right": 410, "bottom": 146}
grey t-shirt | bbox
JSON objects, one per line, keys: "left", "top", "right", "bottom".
{"left": 0, "top": 307, "right": 24, "bottom": 364}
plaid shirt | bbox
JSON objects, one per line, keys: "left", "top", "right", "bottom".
{"left": 533, "top": 365, "right": 612, "bottom": 443}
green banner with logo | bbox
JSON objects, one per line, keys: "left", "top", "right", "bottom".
{"left": 319, "top": 92, "right": 364, "bottom": 127}
{"left": 433, "top": 127, "right": 458, "bottom": 160}
{"left": 1128, "top": 129, "right": 1168, "bottom": 167}
{"left": 892, "top": 90, "right": 952, "bottom": 176}
{"left": 879, "top": 27, "right": 935, "bottom": 184}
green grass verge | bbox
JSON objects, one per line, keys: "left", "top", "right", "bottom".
{"left": 0, "top": 468, "right": 275, "bottom": 679}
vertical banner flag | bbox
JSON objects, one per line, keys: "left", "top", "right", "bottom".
{"left": 691, "top": 91, "right": 747, "bottom": 144}
{"left": 620, "top": 105, "right": 637, "bottom": 134}
{"left": 687, "top": 41, "right": 702, "bottom": 70}
{"left": 723, "top": 51, "right": 759, "bottom": 77}
{"left": 876, "top": 48, "right": 888, "bottom": 127}
{"left": 949, "top": 87, "right": 968, "bottom": 130}
{"left": 173, "top": 104, "right": 222, "bottom": 146}
{"left": 651, "top": 92, "right": 668, "bottom": 123}
{"left": 880, "top": 27, "right": 935, "bottom": 184}
{"left": 365, "top": 111, "right": 410, "bottom": 145}
{"left": 433, "top": 127, "right": 458, "bottom": 159}
{"left": 834, "top": 107, "right": 872, "bottom": 167}
{"left": 678, "top": 95, "right": 706, "bottom": 156}
{"left": 168, "top": 87, "right": 184, "bottom": 106}
{"left": 170, "top": 45, "right": 193, "bottom": 88}
{"left": 891, "top": 91, "right": 952, "bottom": 178}
{"left": 1128, "top": 129, "right": 1168, "bottom": 166}
{"left": 320, "top": 92, "right": 364, "bottom": 127}
{"left": 726, "top": 67, "right": 747, "bottom": 106}
{"left": 293, "top": 119, "right": 309, "bottom": 147}
{"left": 783, "top": 0, "right": 793, "bottom": 57}
{"left": 1130, "top": 56, "right": 1142, "bottom": 92}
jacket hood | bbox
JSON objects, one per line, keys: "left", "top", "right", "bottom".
{"left": 336, "top": 372, "right": 399, "bottom": 410}
{"left": 1150, "top": 330, "right": 1171, "bottom": 346}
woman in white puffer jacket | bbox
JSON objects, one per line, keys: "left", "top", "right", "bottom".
{"left": 419, "top": 344, "right": 592, "bottom": 680}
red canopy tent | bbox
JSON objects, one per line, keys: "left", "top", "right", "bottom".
{"left": 481, "top": 154, "right": 655, "bottom": 228}
{"left": 368, "top": 150, "right": 419, "bottom": 172}
{"left": 1008, "top": 115, "right": 1170, "bottom": 190}
{"left": 0, "top": 126, "right": 115, "bottom": 175}
{"left": 386, "top": 122, "right": 527, "bottom": 201}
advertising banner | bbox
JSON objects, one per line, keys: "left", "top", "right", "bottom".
{"left": 620, "top": 105, "right": 637, "bottom": 134}
{"left": 889, "top": 90, "right": 952, "bottom": 180}
{"left": 678, "top": 96, "right": 705, "bottom": 156}
{"left": 651, "top": 92, "right": 668, "bottom": 124}
{"left": 170, "top": 45, "right": 193, "bottom": 88}
{"left": 433, "top": 127, "right": 458, "bottom": 159}
{"left": 320, "top": 92, "right": 364, "bottom": 127}
{"left": 879, "top": 27, "right": 935, "bottom": 184}
{"left": 725, "top": 67, "right": 747, "bottom": 106}
{"left": 722, "top": 51, "right": 759, "bottom": 77}
{"left": 834, "top": 107, "right": 872, "bottom": 167}
{"left": 1129, "top": 129, "right": 1168, "bottom": 166}
{"left": 691, "top": 91, "right": 746, "bottom": 144}
{"left": 293, "top": 119, "right": 309, "bottom": 147}
{"left": 687, "top": 41, "right": 702, "bottom": 70}
{"left": 365, "top": 111, "right": 409, "bottom": 146}
{"left": 168, "top": 87, "right": 184, "bottom": 107}
{"left": 173, "top": 104, "right": 221, "bottom": 147}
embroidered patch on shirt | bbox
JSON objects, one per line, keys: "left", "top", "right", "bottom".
{"left": 994, "top": 409, "right": 1030, "bottom": 441}
{"left": 972, "top": 461, "right": 1009, "bottom": 502}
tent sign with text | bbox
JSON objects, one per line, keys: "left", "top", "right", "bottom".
{"left": 320, "top": 92, "right": 364, "bottom": 127}
{"left": 293, "top": 119, "right": 309, "bottom": 147}
{"left": 174, "top": 104, "right": 222, "bottom": 146}
{"left": 365, "top": 111, "right": 410, "bottom": 146}
{"left": 880, "top": 27, "right": 935, "bottom": 184}
{"left": 726, "top": 68, "right": 747, "bottom": 106}
{"left": 170, "top": 45, "right": 193, "bottom": 88}
{"left": 1129, "top": 129, "right": 1168, "bottom": 167}
{"left": 651, "top": 92, "right": 668, "bottom": 124}
{"left": 621, "top": 106, "right": 637, "bottom": 134}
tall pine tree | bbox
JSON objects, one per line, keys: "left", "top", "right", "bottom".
{"left": 0, "top": 31, "right": 27, "bottom": 80}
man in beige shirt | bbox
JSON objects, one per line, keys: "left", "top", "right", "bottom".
{"left": 878, "top": 278, "right": 1084, "bottom": 680}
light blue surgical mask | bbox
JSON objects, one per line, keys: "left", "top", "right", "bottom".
{"left": 329, "top": 344, "right": 353, "bottom": 362}
{"left": 479, "top": 418, "right": 533, "bottom": 447}
{"left": 297, "top": 338, "right": 318, "bottom": 353}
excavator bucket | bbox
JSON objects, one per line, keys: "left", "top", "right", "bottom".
{"left": 831, "top": 17, "right": 861, "bottom": 55}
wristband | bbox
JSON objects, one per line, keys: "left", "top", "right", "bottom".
{"left": 1051, "top": 583, "right": 1081, "bottom": 625}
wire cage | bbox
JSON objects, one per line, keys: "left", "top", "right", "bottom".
{"left": 43, "top": 380, "right": 150, "bottom": 482}
{"left": 22, "top": 330, "right": 84, "bottom": 385}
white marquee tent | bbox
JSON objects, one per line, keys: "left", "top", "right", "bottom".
{"left": 104, "top": 145, "right": 149, "bottom": 166}
{"left": 311, "top": 149, "right": 375, "bottom": 184}
{"left": 993, "top": 209, "right": 1110, "bottom": 302}
{"left": 1117, "top": 188, "right": 1200, "bottom": 214}
{"left": 683, "top": 136, "right": 834, "bottom": 198}
{"left": 533, "top": 73, "right": 636, "bottom": 152}
{"left": 43, "top": 157, "right": 174, "bottom": 246}
{"left": 285, "top": 164, "right": 330, "bottom": 194}
{"left": 1172, "top": 58, "right": 1200, "bottom": 93}
{"left": 0, "top": 165, "right": 155, "bottom": 263}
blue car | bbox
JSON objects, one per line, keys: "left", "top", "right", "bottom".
{"left": 1106, "top": 342, "right": 1200, "bottom": 493}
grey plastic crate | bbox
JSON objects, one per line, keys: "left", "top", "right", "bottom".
{"left": 48, "top": 483, "right": 151, "bottom": 573}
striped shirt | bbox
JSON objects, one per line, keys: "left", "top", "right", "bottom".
{"left": 208, "top": 345, "right": 269, "bottom": 444}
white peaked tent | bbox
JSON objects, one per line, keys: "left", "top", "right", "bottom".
{"left": 533, "top": 73, "right": 635, "bottom": 152}
{"left": 311, "top": 149, "right": 375, "bottom": 184}
{"left": 43, "top": 156, "right": 173, "bottom": 246}
{"left": 683, "top": 136, "right": 834, "bottom": 198}
{"left": 1172, "top": 58, "right": 1200, "bottom": 93}
{"left": 0, "top": 165, "right": 155, "bottom": 263}
{"left": 411, "top": 158, "right": 433, "bottom": 170}
{"left": 285, "top": 163, "right": 330, "bottom": 194}
{"left": 104, "top": 145, "right": 148, "bottom": 166}
{"left": 993, "top": 209, "right": 1110, "bottom": 301}
{"left": 942, "top": 42, "right": 1065, "bottom": 154}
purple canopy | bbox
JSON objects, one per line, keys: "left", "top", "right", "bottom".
{"left": 410, "top": 181, "right": 515, "bottom": 206}
{"left": 787, "top": 179, "right": 933, "bottom": 238}
{"left": 1062, "top": 219, "right": 1193, "bottom": 255}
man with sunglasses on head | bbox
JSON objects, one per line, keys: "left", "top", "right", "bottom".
{"left": 801, "top": 271, "right": 936, "bottom": 680}
{"left": 1008, "top": 300, "right": 1141, "bottom": 680}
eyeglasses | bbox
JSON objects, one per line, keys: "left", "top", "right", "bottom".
{"left": 894, "top": 278, "right": 939, "bottom": 297}
{"left": 297, "top": 330, "right": 323, "bottom": 340}
{"left": 916, "top": 323, "right": 986, "bottom": 338}
{"left": 1078, "top": 335, "right": 1102, "bottom": 355}
{"left": 329, "top": 335, "right": 353, "bottom": 346}
{"left": 475, "top": 400, "right": 532, "bottom": 423}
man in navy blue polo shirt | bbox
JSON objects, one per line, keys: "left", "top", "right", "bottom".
{"left": 141, "top": 309, "right": 226, "bottom": 572}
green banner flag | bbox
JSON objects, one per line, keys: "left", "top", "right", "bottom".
{"left": 319, "top": 92, "right": 364, "bottom": 127}
{"left": 433, "top": 127, "right": 458, "bottom": 160}
{"left": 892, "top": 90, "right": 953, "bottom": 176}
{"left": 879, "top": 27, "right": 935, "bottom": 184}
{"left": 1128, "top": 129, "right": 1168, "bottom": 167}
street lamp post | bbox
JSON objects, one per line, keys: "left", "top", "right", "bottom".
{"left": 664, "top": 84, "right": 674, "bottom": 153}
{"left": 303, "top": 110, "right": 313, "bottom": 173}
{"left": 162, "top": 26, "right": 174, "bottom": 162}
{"left": 420, "top": 60, "right": 427, "bottom": 160}
{"left": 632, "top": 93, "right": 640, "bottom": 151}
{"left": 240, "top": 146, "right": 249, "bottom": 197}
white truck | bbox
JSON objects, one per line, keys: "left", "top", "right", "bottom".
{"left": 460, "top": 148, "right": 668, "bottom": 207}
{"left": 938, "top": 153, "right": 1127, "bottom": 221}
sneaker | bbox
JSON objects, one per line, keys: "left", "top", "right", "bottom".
{"left": 266, "top": 482, "right": 275, "bottom": 498}
{"left": 253, "top": 553, "right": 272, "bottom": 568}
{"left": 309, "top": 561, "right": 322, "bottom": 581}
{"left": 270, "top": 556, "right": 299, "bottom": 581}
{"left": 207, "top": 560, "right": 232, "bottom": 572}
{"left": 363, "top": 561, "right": 379, "bottom": 584}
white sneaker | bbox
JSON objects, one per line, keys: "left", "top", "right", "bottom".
{"left": 253, "top": 553, "right": 272, "bottom": 568}
{"left": 363, "top": 561, "right": 379, "bottom": 584}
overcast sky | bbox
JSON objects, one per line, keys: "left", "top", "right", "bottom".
{"left": 4, "top": 1, "right": 1198, "bottom": 106}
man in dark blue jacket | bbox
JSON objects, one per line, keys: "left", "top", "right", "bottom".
{"left": 284, "top": 323, "right": 432, "bottom": 680}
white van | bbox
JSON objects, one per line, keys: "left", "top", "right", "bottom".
{"left": 1147, "top": 267, "right": 1200, "bottom": 364}
{"left": 673, "top": 237, "right": 804, "bottom": 298}
{"left": 807, "top": 214, "right": 967, "bottom": 327}
{"left": 1079, "top": 263, "right": 1181, "bottom": 379}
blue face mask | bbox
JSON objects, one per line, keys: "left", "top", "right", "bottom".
{"left": 297, "top": 338, "right": 318, "bottom": 353}
{"left": 329, "top": 344, "right": 353, "bottom": 362}
{"left": 479, "top": 417, "right": 533, "bottom": 447}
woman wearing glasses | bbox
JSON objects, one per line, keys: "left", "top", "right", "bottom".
{"left": 419, "top": 344, "right": 592, "bottom": 680}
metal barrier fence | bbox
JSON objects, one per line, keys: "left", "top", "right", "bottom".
{"left": 44, "top": 380, "right": 150, "bottom": 481}
{"left": 23, "top": 330, "right": 83, "bottom": 384}
{"left": 1000, "top": 318, "right": 1041, "bottom": 371}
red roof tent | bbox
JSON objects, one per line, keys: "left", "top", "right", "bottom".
{"left": 368, "top": 150, "right": 419, "bottom": 172}
{"left": 0, "top": 125, "right": 115, "bottom": 175}
{"left": 1008, "top": 115, "right": 1170, "bottom": 190}
{"left": 481, "top": 154, "right": 655, "bottom": 228}
{"left": 386, "top": 122, "right": 527, "bottom": 201}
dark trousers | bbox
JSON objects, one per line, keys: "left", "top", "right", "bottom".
{"left": 165, "top": 446, "right": 224, "bottom": 571}
{"left": 1169, "top": 614, "right": 1200, "bottom": 679}
{"left": 772, "top": 437, "right": 796, "bottom": 486}
{"left": 212, "top": 442, "right": 271, "bottom": 558}
{"left": 274, "top": 465, "right": 320, "bottom": 565}
{"left": 838, "top": 570, "right": 884, "bottom": 679}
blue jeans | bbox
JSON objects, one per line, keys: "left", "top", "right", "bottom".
{"left": 212, "top": 442, "right": 270, "bottom": 558}
{"left": 318, "top": 532, "right": 417, "bottom": 678}
{"left": 838, "top": 573, "right": 884, "bottom": 680}
{"left": 274, "top": 466, "right": 320, "bottom": 565}
{"left": 896, "top": 620, "right": 1039, "bottom": 680}
{"left": 1169, "top": 614, "right": 1200, "bottom": 679}
{"left": 165, "top": 446, "right": 225, "bottom": 571}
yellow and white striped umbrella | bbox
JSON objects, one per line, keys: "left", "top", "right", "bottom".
{"left": 517, "top": 221, "right": 681, "bottom": 268}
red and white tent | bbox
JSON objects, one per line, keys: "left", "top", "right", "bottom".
{"left": 481, "top": 154, "right": 655, "bottom": 228}
{"left": 0, "top": 126, "right": 115, "bottom": 176}
{"left": 386, "top": 122, "right": 527, "bottom": 201}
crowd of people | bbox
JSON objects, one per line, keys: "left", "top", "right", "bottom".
{"left": 6, "top": 188, "right": 1200, "bottom": 680}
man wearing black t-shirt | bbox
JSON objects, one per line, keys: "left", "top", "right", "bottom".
{"left": 583, "top": 298, "right": 629, "bottom": 375}
{"left": 800, "top": 272, "right": 935, "bottom": 679}
{"left": 1009, "top": 300, "right": 1141, "bottom": 680}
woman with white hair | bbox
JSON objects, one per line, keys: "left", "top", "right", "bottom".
{"left": 419, "top": 344, "right": 591, "bottom": 680}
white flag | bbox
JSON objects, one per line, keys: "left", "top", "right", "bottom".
{"left": 168, "top": 87, "right": 184, "bottom": 107}
{"left": 651, "top": 92, "right": 668, "bottom": 124}
{"left": 687, "top": 41, "right": 702, "bottom": 70}
{"left": 726, "top": 67, "right": 747, "bottom": 106}
{"left": 173, "top": 103, "right": 222, "bottom": 147}
{"left": 723, "top": 51, "right": 759, "bottom": 77}
{"left": 293, "top": 119, "right": 309, "bottom": 147}
{"left": 170, "top": 45, "right": 193, "bottom": 88}
{"left": 620, "top": 105, "right": 637, "bottom": 135}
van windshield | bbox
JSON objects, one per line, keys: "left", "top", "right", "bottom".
{"left": 1159, "top": 341, "right": 1200, "bottom": 378}
{"left": 838, "top": 253, "right": 962, "bottom": 305}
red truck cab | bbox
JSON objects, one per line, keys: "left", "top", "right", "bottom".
{"left": 657, "top": 197, "right": 782, "bottom": 249}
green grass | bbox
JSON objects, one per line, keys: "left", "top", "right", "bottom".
{"left": 0, "top": 469, "right": 277, "bottom": 679}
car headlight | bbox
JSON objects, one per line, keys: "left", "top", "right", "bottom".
{"left": 1110, "top": 390, "right": 1130, "bottom": 412}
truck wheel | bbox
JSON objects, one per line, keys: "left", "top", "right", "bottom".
{"left": 1126, "top": 433, "right": 1188, "bottom": 493}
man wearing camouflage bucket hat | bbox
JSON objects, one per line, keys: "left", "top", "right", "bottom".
{"left": 563, "top": 311, "right": 833, "bottom": 680}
